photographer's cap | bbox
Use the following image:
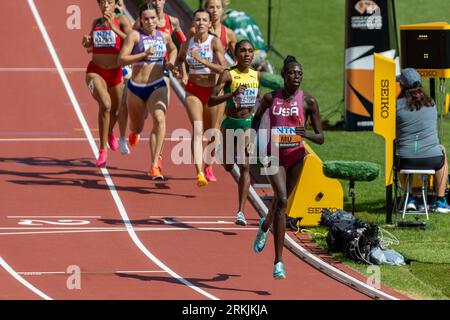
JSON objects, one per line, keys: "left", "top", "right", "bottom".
{"left": 397, "top": 68, "right": 422, "bottom": 89}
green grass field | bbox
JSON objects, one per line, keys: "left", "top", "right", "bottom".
{"left": 181, "top": 0, "right": 450, "bottom": 299}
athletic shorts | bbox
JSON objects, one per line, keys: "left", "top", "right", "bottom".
{"left": 86, "top": 61, "right": 123, "bottom": 88}
{"left": 221, "top": 114, "right": 254, "bottom": 131}
{"left": 127, "top": 78, "right": 167, "bottom": 102}
{"left": 185, "top": 81, "right": 213, "bottom": 106}
{"left": 398, "top": 154, "right": 445, "bottom": 171}
{"left": 263, "top": 147, "right": 306, "bottom": 171}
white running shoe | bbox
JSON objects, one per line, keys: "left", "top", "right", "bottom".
{"left": 119, "top": 137, "right": 130, "bottom": 155}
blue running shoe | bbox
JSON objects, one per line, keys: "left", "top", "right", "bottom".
{"left": 235, "top": 211, "right": 247, "bottom": 226}
{"left": 435, "top": 199, "right": 450, "bottom": 213}
{"left": 273, "top": 262, "right": 286, "bottom": 280}
{"left": 253, "top": 217, "right": 269, "bottom": 253}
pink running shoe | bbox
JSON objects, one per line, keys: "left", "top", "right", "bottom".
{"left": 96, "top": 149, "right": 107, "bottom": 168}
{"left": 204, "top": 166, "right": 217, "bottom": 182}
{"left": 108, "top": 133, "right": 118, "bottom": 151}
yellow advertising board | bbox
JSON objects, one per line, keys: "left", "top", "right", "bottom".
{"left": 373, "top": 53, "right": 397, "bottom": 223}
{"left": 373, "top": 53, "right": 396, "bottom": 186}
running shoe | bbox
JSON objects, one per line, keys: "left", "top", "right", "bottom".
{"left": 235, "top": 211, "right": 247, "bottom": 226}
{"left": 119, "top": 137, "right": 130, "bottom": 155}
{"left": 128, "top": 133, "right": 140, "bottom": 147}
{"left": 435, "top": 199, "right": 450, "bottom": 213}
{"left": 406, "top": 198, "right": 417, "bottom": 211}
{"left": 158, "top": 155, "right": 163, "bottom": 171}
{"left": 204, "top": 166, "right": 217, "bottom": 182}
{"left": 197, "top": 172, "right": 208, "bottom": 187}
{"left": 149, "top": 165, "right": 164, "bottom": 180}
{"left": 273, "top": 262, "right": 286, "bottom": 280}
{"left": 108, "top": 133, "right": 118, "bottom": 151}
{"left": 96, "top": 149, "right": 107, "bottom": 168}
{"left": 253, "top": 217, "right": 269, "bottom": 253}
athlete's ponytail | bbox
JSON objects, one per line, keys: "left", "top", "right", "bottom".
{"left": 281, "top": 55, "right": 302, "bottom": 77}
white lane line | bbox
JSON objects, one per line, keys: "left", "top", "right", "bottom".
{"left": 0, "top": 257, "right": 52, "bottom": 300}
{"left": 28, "top": 0, "right": 218, "bottom": 301}
{"left": 0, "top": 68, "right": 85, "bottom": 72}
{"left": 18, "top": 270, "right": 168, "bottom": 276}
{"left": 7, "top": 216, "right": 101, "bottom": 219}
{"left": 0, "top": 227, "right": 258, "bottom": 236}
{"left": 163, "top": 220, "right": 234, "bottom": 225}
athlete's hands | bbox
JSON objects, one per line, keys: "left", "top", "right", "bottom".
{"left": 82, "top": 34, "right": 93, "bottom": 48}
{"left": 233, "top": 85, "right": 247, "bottom": 97}
{"left": 103, "top": 11, "right": 115, "bottom": 26}
{"left": 166, "top": 63, "right": 180, "bottom": 78}
{"left": 190, "top": 49, "right": 203, "bottom": 63}
{"left": 144, "top": 45, "right": 157, "bottom": 58}
{"left": 295, "top": 126, "right": 307, "bottom": 140}
{"left": 181, "top": 75, "right": 188, "bottom": 87}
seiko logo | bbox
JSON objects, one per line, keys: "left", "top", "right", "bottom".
{"left": 419, "top": 70, "right": 438, "bottom": 77}
{"left": 273, "top": 106, "right": 299, "bottom": 116}
{"left": 307, "top": 207, "right": 339, "bottom": 214}
{"left": 380, "top": 79, "right": 389, "bottom": 119}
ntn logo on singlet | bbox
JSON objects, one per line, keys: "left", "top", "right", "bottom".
{"left": 272, "top": 127, "right": 301, "bottom": 146}
{"left": 93, "top": 30, "right": 116, "bottom": 47}
{"left": 143, "top": 39, "right": 166, "bottom": 52}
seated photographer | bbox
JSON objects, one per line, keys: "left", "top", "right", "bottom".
{"left": 396, "top": 68, "right": 449, "bottom": 213}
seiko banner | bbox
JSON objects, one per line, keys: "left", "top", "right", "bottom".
{"left": 344, "top": 0, "right": 398, "bottom": 131}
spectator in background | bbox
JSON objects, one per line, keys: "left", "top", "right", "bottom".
{"left": 221, "top": 7, "right": 268, "bottom": 72}
{"left": 396, "top": 68, "right": 450, "bottom": 213}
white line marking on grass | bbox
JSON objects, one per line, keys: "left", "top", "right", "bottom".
{"left": 0, "top": 257, "right": 52, "bottom": 300}
{"left": 27, "top": 0, "right": 218, "bottom": 301}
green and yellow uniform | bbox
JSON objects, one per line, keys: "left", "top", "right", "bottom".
{"left": 221, "top": 67, "right": 259, "bottom": 130}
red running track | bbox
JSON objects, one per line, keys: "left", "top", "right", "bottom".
{"left": 0, "top": 0, "right": 383, "bottom": 300}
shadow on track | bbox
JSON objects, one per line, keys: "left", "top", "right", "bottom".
{"left": 116, "top": 272, "right": 271, "bottom": 296}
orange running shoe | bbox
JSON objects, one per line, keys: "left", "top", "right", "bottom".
{"left": 128, "top": 133, "right": 140, "bottom": 147}
{"left": 197, "top": 172, "right": 208, "bottom": 187}
{"left": 149, "top": 165, "right": 164, "bottom": 180}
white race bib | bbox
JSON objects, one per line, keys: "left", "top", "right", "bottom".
{"left": 93, "top": 30, "right": 116, "bottom": 48}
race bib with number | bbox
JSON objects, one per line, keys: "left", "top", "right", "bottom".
{"left": 272, "top": 126, "right": 301, "bottom": 148}
{"left": 143, "top": 39, "right": 166, "bottom": 63}
{"left": 93, "top": 30, "right": 116, "bottom": 48}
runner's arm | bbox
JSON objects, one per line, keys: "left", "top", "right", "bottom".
{"left": 251, "top": 92, "right": 273, "bottom": 131}
{"left": 118, "top": 31, "right": 147, "bottom": 66}
{"left": 164, "top": 32, "right": 178, "bottom": 72}
{"left": 299, "top": 93, "right": 324, "bottom": 145}
{"left": 208, "top": 70, "right": 233, "bottom": 107}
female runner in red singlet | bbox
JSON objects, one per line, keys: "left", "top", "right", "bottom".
{"left": 250, "top": 56, "right": 324, "bottom": 279}
{"left": 82, "top": 0, "right": 131, "bottom": 167}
